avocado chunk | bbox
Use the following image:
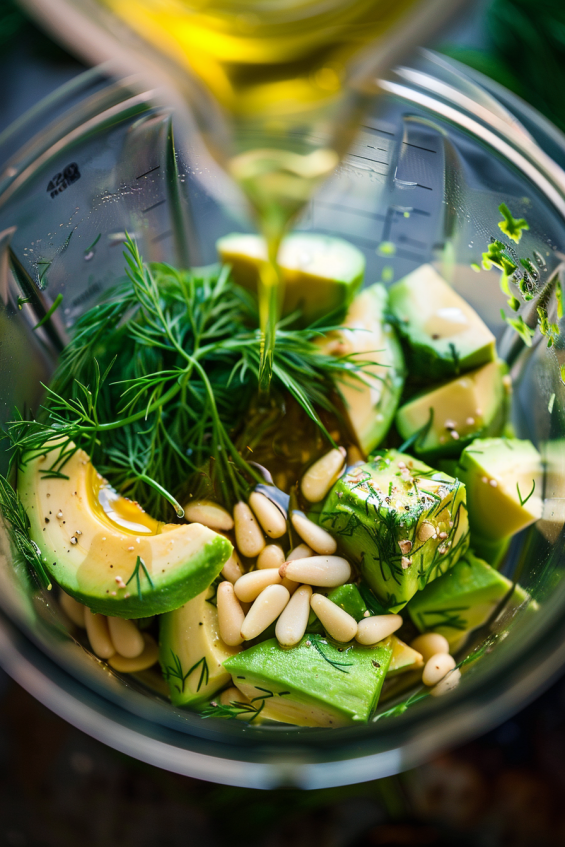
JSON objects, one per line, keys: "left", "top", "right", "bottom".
{"left": 224, "top": 634, "right": 393, "bottom": 726}
{"left": 17, "top": 444, "right": 232, "bottom": 617}
{"left": 160, "top": 585, "right": 240, "bottom": 707}
{"left": 389, "top": 264, "right": 496, "bottom": 380}
{"left": 319, "top": 450, "right": 470, "bottom": 611}
{"left": 457, "top": 438, "right": 542, "bottom": 541}
{"left": 388, "top": 635, "right": 424, "bottom": 676}
{"left": 407, "top": 551, "right": 512, "bottom": 647}
{"left": 326, "top": 583, "right": 368, "bottom": 621}
{"left": 319, "top": 284, "right": 405, "bottom": 454}
{"left": 217, "top": 232, "right": 364, "bottom": 325}
{"left": 395, "top": 361, "right": 508, "bottom": 460}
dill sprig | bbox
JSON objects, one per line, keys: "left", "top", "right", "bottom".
{"left": 0, "top": 474, "right": 51, "bottom": 589}
{"left": 5, "top": 236, "right": 372, "bottom": 520}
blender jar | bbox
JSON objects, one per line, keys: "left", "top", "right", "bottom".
{"left": 1, "top": 51, "right": 565, "bottom": 789}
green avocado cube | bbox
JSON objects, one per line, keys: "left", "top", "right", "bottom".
{"left": 319, "top": 450, "right": 470, "bottom": 612}
{"left": 457, "top": 438, "right": 542, "bottom": 541}
{"left": 407, "top": 551, "right": 512, "bottom": 647}
{"left": 217, "top": 232, "right": 364, "bottom": 325}
{"left": 224, "top": 635, "right": 393, "bottom": 726}
{"left": 395, "top": 360, "right": 508, "bottom": 461}
{"left": 389, "top": 264, "right": 496, "bottom": 380}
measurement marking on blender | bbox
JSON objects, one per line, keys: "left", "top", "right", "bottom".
{"left": 362, "top": 125, "right": 395, "bottom": 136}
{"left": 349, "top": 153, "right": 388, "bottom": 167}
{"left": 152, "top": 230, "right": 173, "bottom": 243}
{"left": 136, "top": 165, "right": 161, "bottom": 180}
{"left": 366, "top": 145, "right": 388, "bottom": 153}
{"left": 142, "top": 199, "right": 167, "bottom": 213}
{"left": 402, "top": 142, "right": 437, "bottom": 154}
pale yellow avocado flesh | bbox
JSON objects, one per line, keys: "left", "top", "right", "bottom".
{"left": 387, "top": 635, "right": 424, "bottom": 676}
{"left": 159, "top": 586, "right": 240, "bottom": 707}
{"left": 389, "top": 264, "right": 496, "bottom": 379}
{"left": 321, "top": 284, "right": 404, "bottom": 455}
{"left": 396, "top": 360, "right": 506, "bottom": 458}
{"left": 458, "top": 438, "right": 542, "bottom": 541}
{"left": 17, "top": 445, "right": 232, "bottom": 617}
{"left": 217, "top": 232, "right": 364, "bottom": 324}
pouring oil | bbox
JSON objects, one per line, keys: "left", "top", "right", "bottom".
{"left": 101, "top": 0, "right": 454, "bottom": 389}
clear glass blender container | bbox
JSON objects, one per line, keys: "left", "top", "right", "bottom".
{"left": 1, "top": 51, "right": 565, "bottom": 789}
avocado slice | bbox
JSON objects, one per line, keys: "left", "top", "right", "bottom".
{"left": 217, "top": 232, "right": 364, "bottom": 325}
{"left": 319, "top": 450, "right": 470, "bottom": 612}
{"left": 389, "top": 264, "right": 496, "bottom": 380}
{"left": 395, "top": 361, "right": 508, "bottom": 461}
{"left": 457, "top": 438, "right": 542, "bottom": 541}
{"left": 17, "top": 445, "right": 232, "bottom": 617}
{"left": 407, "top": 551, "right": 512, "bottom": 647}
{"left": 160, "top": 585, "right": 240, "bottom": 707}
{"left": 388, "top": 635, "right": 424, "bottom": 676}
{"left": 224, "top": 634, "right": 393, "bottom": 726}
{"left": 319, "top": 284, "right": 405, "bottom": 454}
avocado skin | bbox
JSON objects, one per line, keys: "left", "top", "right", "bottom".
{"left": 224, "top": 635, "right": 393, "bottom": 725}
{"left": 320, "top": 451, "right": 470, "bottom": 612}
{"left": 407, "top": 550, "right": 511, "bottom": 646}
{"left": 60, "top": 534, "right": 231, "bottom": 619}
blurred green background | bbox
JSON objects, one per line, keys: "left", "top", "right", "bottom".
{"left": 1, "top": 1, "right": 565, "bottom": 845}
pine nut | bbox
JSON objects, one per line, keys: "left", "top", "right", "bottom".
{"left": 356, "top": 614, "right": 403, "bottom": 645}
{"left": 233, "top": 501, "right": 266, "bottom": 557}
{"left": 280, "top": 555, "right": 350, "bottom": 587}
{"left": 219, "top": 686, "right": 249, "bottom": 706}
{"left": 301, "top": 447, "right": 346, "bottom": 503}
{"left": 310, "top": 593, "right": 357, "bottom": 643}
{"left": 276, "top": 585, "right": 312, "bottom": 646}
{"left": 249, "top": 491, "right": 287, "bottom": 539}
{"left": 108, "top": 633, "right": 159, "bottom": 672}
{"left": 291, "top": 511, "right": 337, "bottom": 554}
{"left": 257, "top": 544, "right": 286, "bottom": 570}
{"left": 287, "top": 543, "right": 313, "bottom": 561}
{"left": 422, "top": 652, "right": 457, "bottom": 687}
{"left": 60, "top": 592, "right": 86, "bottom": 628}
{"left": 411, "top": 632, "right": 450, "bottom": 662}
{"left": 240, "top": 584, "right": 290, "bottom": 640}
{"left": 217, "top": 581, "right": 245, "bottom": 646}
{"left": 221, "top": 549, "right": 244, "bottom": 583}
{"left": 84, "top": 609, "right": 115, "bottom": 659}
{"left": 184, "top": 499, "right": 234, "bottom": 531}
{"left": 234, "top": 568, "right": 282, "bottom": 602}
{"left": 107, "top": 617, "right": 144, "bottom": 658}
{"left": 430, "top": 667, "right": 461, "bottom": 697}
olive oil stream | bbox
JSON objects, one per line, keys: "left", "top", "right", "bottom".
{"left": 101, "top": 0, "right": 429, "bottom": 390}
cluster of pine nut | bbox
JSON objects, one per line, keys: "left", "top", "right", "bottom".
{"left": 410, "top": 632, "right": 460, "bottom": 696}
{"left": 59, "top": 592, "right": 158, "bottom": 672}
{"left": 187, "top": 446, "right": 407, "bottom": 650}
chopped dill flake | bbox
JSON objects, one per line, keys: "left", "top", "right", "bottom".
{"left": 497, "top": 202, "right": 529, "bottom": 243}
